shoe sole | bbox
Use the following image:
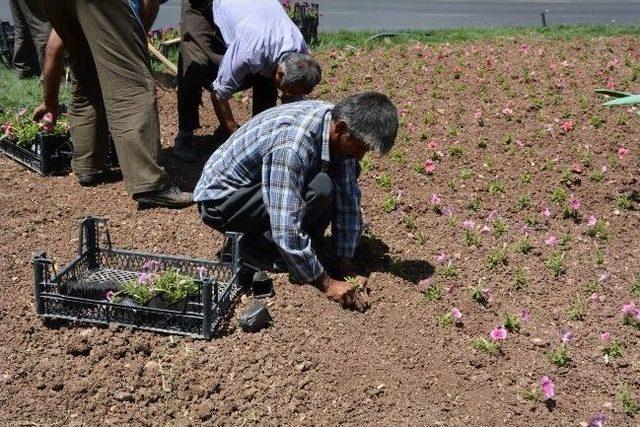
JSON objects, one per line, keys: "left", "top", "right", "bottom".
{"left": 137, "top": 200, "right": 195, "bottom": 210}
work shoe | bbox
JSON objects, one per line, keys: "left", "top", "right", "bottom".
{"left": 76, "top": 169, "right": 122, "bottom": 187}
{"left": 173, "top": 131, "right": 201, "bottom": 162}
{"left": 135, "top": 182, "right": 194, "bottom": 209}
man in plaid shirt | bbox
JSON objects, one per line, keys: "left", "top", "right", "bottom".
{"left": 194, "top": 92, "right": 398, "bottom": 311}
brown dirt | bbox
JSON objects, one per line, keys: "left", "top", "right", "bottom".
{"left": 2, "top": 36, "right": 640, "bottom": 426}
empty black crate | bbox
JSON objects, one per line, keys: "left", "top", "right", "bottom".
{"left": 33, "top": 217, "right": 243, "bottom": 339}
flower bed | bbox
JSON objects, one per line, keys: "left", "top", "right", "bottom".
{"left": 33, "top": 217, "right": 243, "bottom": 339}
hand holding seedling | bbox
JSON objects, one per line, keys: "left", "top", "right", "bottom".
{"left": 314, "top": 273, "right": 369, "bottom": 312}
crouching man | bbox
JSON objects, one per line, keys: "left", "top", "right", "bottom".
{"left": 194, "top": 92, "right": 398, "bottom": 311}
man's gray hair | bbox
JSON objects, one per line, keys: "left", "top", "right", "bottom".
{"left": 332, "top": 92, "right": 398, "bottom": 154}
{"left": 279, "top": 52, "right": 322, "bottom": 94}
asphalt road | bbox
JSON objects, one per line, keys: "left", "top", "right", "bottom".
{"left": 1, "top": 0, "right": 639, "bottom": 31}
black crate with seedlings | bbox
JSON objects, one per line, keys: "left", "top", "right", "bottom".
{"left": 33, "top": 217, "right": 243, "bottom": 339}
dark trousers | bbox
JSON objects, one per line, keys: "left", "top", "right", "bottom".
{"left": 176, "top": 0, "right": 278, "bottom": 132}
{"left": 198, "top": 173, "right": 333, "bottom": 268}
{"left": 44, "top": 0, "right": 167, "bottom": 195}
{"left": 9, "top": 0, "right": 50, "bottom": 77}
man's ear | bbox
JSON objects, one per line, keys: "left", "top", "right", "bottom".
{"left": 334, "top": 120, "right": 348, "bottom": 135}
{"left": 276, "top": 65, "right": 285, "bottom": 81}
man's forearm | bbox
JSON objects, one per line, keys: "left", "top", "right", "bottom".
{"left": 42, "top": 30, "right": 65, "bottom": 108}
{"left": 209, "top": 91, "right": 239, "bottom": 133}
{"left": 140, "top": 0, "right": 160, "bottom": 32}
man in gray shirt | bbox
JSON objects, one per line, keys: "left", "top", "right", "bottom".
{"left": 173, "top": 0, "right": 322, "bottom": 161}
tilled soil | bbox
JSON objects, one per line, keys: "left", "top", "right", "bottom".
{"left": 2, "top": 36, "right": 640, "bottom": 426}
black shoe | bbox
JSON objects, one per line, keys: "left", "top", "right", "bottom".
{"left": 173, "top": 133, "right": 201, "bottom": 163}
{"left": 135, "top": 182, "right": 194, "bottom": 209}
{"left": 76, "top": 169, "right": 122, "bottom": 187}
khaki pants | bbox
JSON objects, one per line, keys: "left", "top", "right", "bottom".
{"left": 8, "top": 0, "right": 50, "bottom": 77}
{"left": 44, "top": 0, "right": 166, "bottom": 195}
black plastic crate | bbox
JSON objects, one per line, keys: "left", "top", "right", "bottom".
{"left": 33, "top": 217, "right": 243, "bottom": 339}
{"left": 0, "top": 133, "right": 119, "bottom": 176}
{"left": 0, "top": 21, "right": 14, "bottom": 67}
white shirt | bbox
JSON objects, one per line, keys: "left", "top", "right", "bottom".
{"left": 211, "top": 0, "right": 308, "bottom": 100}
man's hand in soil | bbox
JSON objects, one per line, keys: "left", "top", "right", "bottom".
{"left": 313, "top": 273, "right": 369, "bottom": 312}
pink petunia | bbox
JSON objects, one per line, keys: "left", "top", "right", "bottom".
{"left": 561, "top": 120, "right": 574, "bottom": 132}
{"left": 489, "top": 326, "right": 507, "bottom": 341}
{"left": 587, "top": 215, "right": 597, "bottom": 227}
{"left": 600, "top": 332, "right": 611, "bottom": 344}
{"left": 618, "top": 147, "right": 629, "bottom": 160}
{"left": 571, "top": 163, "right": 582, "bottom": 174}
{"left": 138, "top": 272, "right": 152, "bottom": 284}
{"left": 452, "top": 307, "right": 463, "bottom": 321}
{"left": 427, "top": 141, "right": 438, "bottom": 150}
{"left": 462, "top": 220, "right": 476, "bottom": 230}
{"left": 442, "top": 206, "right": 454, "bottom": 217}
{"left": 18, "top": 108, "right": 28, "bottom": 117}
{"left": 437, "top": 253, "right": 447, "bottom": 264}
{"left": 545, "top": 235, "right": 558, "bottom": 247}
{"left": 540, "top": 376, "right": 555, "bottom": 399}
{"left": 621, "top": 302, "right": 637, "bottom": 316}
{"left": 520, "top": 309, "right": 531, "bottom": 322}
{"left": 541, "top": 206, "right": 551, "bottom": 220}
{"left": 418, "top": 278, "right": 432, "bottom": 292}
{"left": 481, "top": 288, "right": 490, "bottom": 302}
{"left": 589, "top": 292, "right": 599, "bottom": 303}
{"left": 431, "top": 193, "right": 441, "bottom": 205}
{"left": 501, "top": 107, "right": 514, "bottom": 117}
{"left": 424, "top": 159, "right": 436, "bottom": 174}
{"left": 570, "top": 198, "right": 581, "bottom": 210}
{"left": 106, "top": 290, "right": 115, "bottom": 302}
{"left": 42, "top": 112, "right": 53, "bottom": 124}
{"left": 561, "top": 331, "right": 574, "bottom": 343}
{"left": 474, "top": 111, "right": 483, "bottom": 121}
{"left": 480, "top": 224, "right": 491, "bottom": 235}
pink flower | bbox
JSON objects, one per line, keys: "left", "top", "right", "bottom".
{"left": 540, "top": 376, "right": 555, "bottom": 399}
{"left": 618, "top": 147, "right": 629, "bottom": 160}
{"left": 561, "top": 331, "right": 574, "bottom": 343}
{"left": 589, "top": 292, "right": 599, "bottom": 303}
{"left": 570, "top": 198, "right": 581, "bottom": 210}
{"left": 418, "top": 278, "right": 432, "bottom": 292}
{"left": 423, "top": 159, "right": 436, "bottom": 174}
{"left": 42, "top": 112, "right": 53, "bottom": 124}
{"left": 487, "top": 210, "right": 498, "bottom": 221}
{"left": 39, "top": 122, "right": 54, "bottom": 133}
{"left": 481, "top": 288, "right": 490, "bottom": 301}
{"left": 587, "top": 413, "right": 607, "bottom": 427}
{"left": 437, "top": 253, "right": 447, "bottom": 264}
{"left": 2, "top": 123, "right": 14, "bottom": 138}
{"left": 600, "top": 332, "right": 611, "bottom": 344}
{"left": 142, "top": 259, "right": 162, "bottom": 273}
{"left": 621, "top": 302, "right": 637, "bottom": 316}
{"left": 587, "top": 215, "right": 597, "bottom": 227}
{"left": 442, "top": 206, "right": 453, "bottom": 217}
{"left": 474, "top": 111, "right": 483, "bottom": 121}
{"left": 18, "top": 108, "right": 28, "bottom": 117}
{"left": 515, "top": 139, "right": 524, "bottom": 148}
{"left": 427, "top": 141, "right": 438, "bottom": 150}
{"left": 489, "top": 326, "right": 507, "bottom": 341}
{"left": 545, "top": 235, "right": 557, "bottom": 247}
{"left": 561, "top": 120, "right": 574, "bottom": 132}
{"left": 519, "top": 44, "right": 529, "bottom": 54}
{"left": 452, "top": 307, "right": 463, "bottom": 321}
{"left": 541, "top": 206, "right": 551, "bottom": 220}
{"left": 138, "top": 273, "right": 153, "bottom": 285}
{"left": 462, "top": 220, "right": 476, "bottom": 230}
{"left": 196, "top": 266, "right": 207, "bottom": 280}
{"left": 480, "top": 224, "right": 491, "bottom": 234}
{"left": 571, "top": 163, "right": 582, "bottom": 174}
{"left": 520, "top": 309, "right": 531, "bottom": 322}
{"left": 106, "top": 290, "right": 115, "bottom": 302}
{"left": 430, "top": 193, "right": 441, "bottom": 205}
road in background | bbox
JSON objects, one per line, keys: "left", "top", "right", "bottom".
{"left": 2, "top": 0, "right": 639, "bottom": 31}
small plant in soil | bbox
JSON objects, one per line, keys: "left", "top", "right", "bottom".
{"left": 376, "top": 172, "right": 392, "bottom": 189}
{"left": 588, "top": 219, "right": 609, "bottom": 241}
{"left": 465, "top": 230, "right": 481, "bottom": 248}
{"left": 471, "top": 285, "right": 489, "bottom": 306}
{"left": 567, "top": 295, "right": 586, "bottom": 321}
{"left": 403, "top": 213, "right": 417, "bottom": 230}
{"left": 546, "top": 250, "right": 565, "bottom": 277}
{"left": 594, "top": 248, "right": 605, "bottom": 266}
{"left": 514, "top": 267, "right": 528, "bottom": 290}
{"left": 631, "top": 275, "right": 640, "bottom": 298}
{"left": 616, "top": 194, "right": 633, "bottom": 210}
{"left": 514, "top": 237, "right": 532, "bottom": 254}
{"left": 602, "top": 337, "right": 623, "bottom": 360}
{"left": 520, "top": 171, "right": 533, "bottom": 184}
{"left": 473, "top": 337, "right": 500, "bottom": 356}
{"left": 449, "top": 144, "right": 464, "bottom": 157}
{"left": 459, "top": 169, "right": 473, "bottom": 180}
{"left": 590, "top": 170, "right": 604, "bottom": 183}
{"left": 517, "top": 194, "right": 531, "bottom": 210}
{"left": 493, "top": 218, "right": 509, "bottom": 236}
{"left": 503, "top": 313, "right": 521, "bottom": 333}
{"left": 415, "top": 230, "right": 427, "bottom": 245}
{"left": 620, "top": 384, "right": 640, "bottom": 417}
{"left": 423, "top": 284, "right": 444, "bottom": 302}
{"left": 486, "top": 247, "right": 508, "bottom": 269}
{"left": 360, "top": 153, "right": 373, "bottom": 173}
{"left": 551, "top": 187, "right": 567, "bottom": 203}
{"left": 549, "top": 343, "right": 572, "bottom": 367}
{"left": 440, "top": 261, "right": 458, "bottom": 278}
{"left": 345, "top": 276, "right": 363, "bottom": 292}
{"left": 524, "top": 376, "right": 555, "bottom": 402}
{"left": 488, "top": 180, "right": 506, "bottom": 195}
{"left": 468, "top": 197, "right": 482, "bottom": 212}
{"left": 589, "top": 115, "right": 605, "bottom": 128}
{"left": 381, "top": 195, "right": 397, "bottom": 213}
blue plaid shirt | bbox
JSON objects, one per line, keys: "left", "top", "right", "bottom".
{"left": 194, "top": 101, "right": 362, "bottom": 282}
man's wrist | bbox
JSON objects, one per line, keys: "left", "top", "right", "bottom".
{"left": 310, "top": 272, "right": 327, "bottom": 290}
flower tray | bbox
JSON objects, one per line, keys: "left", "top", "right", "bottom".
{"left": 0, "top": 21, "right": 14, "bottom": 67}
{"left": 0, "top": 133, "right": 119, "bottom": 176}
{"left": 33, "top": 217, "right": 244, "bottom": 339}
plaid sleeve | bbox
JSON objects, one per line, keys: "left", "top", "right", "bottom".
{"left": 262, "top": 147, "right": 324, "bottom": 282}
{"left": 331, "top": 157, "right": 362, "bottom": 258}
